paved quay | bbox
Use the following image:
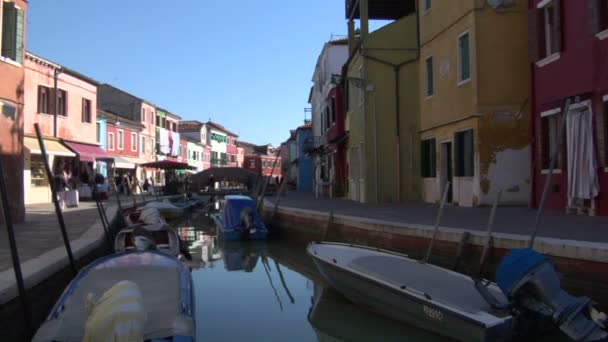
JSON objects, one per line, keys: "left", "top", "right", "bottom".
{"left": 267, "top": 192, "right": 608, "bottom": 243}
{"left": 0, "top": 194, "right": 156, "bottom": 305}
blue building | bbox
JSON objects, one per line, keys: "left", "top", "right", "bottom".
{"left": 295, "top": 124, "right": 313, "bottom": 192}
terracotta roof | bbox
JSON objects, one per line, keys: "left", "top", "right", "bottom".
{"left": 178, "top": 120, "right": 204, "bottom": 132}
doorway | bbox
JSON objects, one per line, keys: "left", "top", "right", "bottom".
{"left": 440, "top": 142, "right": 453, "bottom": 203}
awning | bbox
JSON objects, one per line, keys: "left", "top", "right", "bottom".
{"left": 63, "top": 141, "right": 113, "bottom": 162}
{"left": 113, "top": 156, "right": 136, "bottom": 169}
{"left": 24, "top": 136, "right": 76, "bottom": 157}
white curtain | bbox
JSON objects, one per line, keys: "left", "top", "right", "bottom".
{"left": 566, "top": 105, "right": 599, "bottom": 208}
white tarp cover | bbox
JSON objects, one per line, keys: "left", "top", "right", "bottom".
{"left": 139, "top": 208, "right": 161, "bottom": 225}
{"left": 566, "top": 104, "right": 599, "bottom": 207}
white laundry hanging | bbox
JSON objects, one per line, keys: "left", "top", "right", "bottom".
{"left": 566, "top": 104, "right": 599, "bottom": 208}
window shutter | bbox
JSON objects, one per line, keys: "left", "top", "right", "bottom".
{"left": 1, "top": 2, "right": 16, "bottom": 60}
{"left": 430, "top": 139, "right": 436, "bottom": 177}
{"left": 15, "top": 8, "right": 23, "bottom": 62}
{"left": 588, "top": 0, "right": 601, "bottom": 34}
{"left": 454, "top": 133, "right": 462, "bottom": 176}
{"left": 465, "top": 130, "right": 474, "bottom": 176}
{"left": 528, "top": 8, "right": 540, "bottom": 62}
{"left": 552, "top": 0, "right": 562, "bottom": 52}
{"left": 37, "top": 86, "right": 42, "bottom": 113}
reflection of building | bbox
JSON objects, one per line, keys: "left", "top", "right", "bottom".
{"left": 0, "top": 0, "right": 27, "bottom": 222}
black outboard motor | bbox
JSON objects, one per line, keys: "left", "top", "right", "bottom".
{"left": 239, "top": 206, "right": 255, "bottom": 240}
{"left": 496, "top": 249, "right": 607, "bottom": 341}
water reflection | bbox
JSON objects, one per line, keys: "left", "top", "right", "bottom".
{"left": 173, "top": 212, "right": 450, "bottom": 341}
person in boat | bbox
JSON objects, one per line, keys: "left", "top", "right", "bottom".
{"left": 83, "top": 280, "right": 146, "bottom": 342}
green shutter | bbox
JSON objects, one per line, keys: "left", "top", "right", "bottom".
{"left": 420, "top": 141, "right": 427, "bottom": 177}
{"left": 15, "top": 8, "right": 23, "bottom": 63}
{"left": 454, "top": 133, "right": 462, "bottom": 177}
{"left": 1, "top": 2, "right": 16, "bottom": 60}
{"left": 430, "top": 139, "right": 436, "bottom": 177}
{"left": 465, "top": 130, "right": 474, "bottom": 176}
{"left": 426, "top": 57, "right": 434, "bottom": 96}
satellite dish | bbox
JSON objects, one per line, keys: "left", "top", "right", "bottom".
{"left": 487, "top": 0, "right": 504, "bottom": 8}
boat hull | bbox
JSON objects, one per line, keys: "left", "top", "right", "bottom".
{"left": 308, "top": 243, "right": 512, "bottom": 342}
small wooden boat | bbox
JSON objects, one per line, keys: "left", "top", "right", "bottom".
{"left": 307, "top": 242, "right": 513, "bottom": 342}
{"left": 143, "top": 200, "right": 184, "bottom": 220}
{"left": 213, "top": 195, "right": 268, "bottom": 240}
{"left": 32, "top": 250, "right": 195, "bottom": 342}
{"left": 114, "top": 223, "right": 181, "bottom": 257}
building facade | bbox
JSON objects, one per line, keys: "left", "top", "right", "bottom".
{"left": 0, "top": 0, "right": 27, "bottom": 222}
{"left": 530, "top": 0, "right": 608, "bottom": 215}
{"left": 418, "top": 0, "right": 530, "bottom": 206}
{"left": 206, "top": 121, "right": 238, "bottom": 167}
{"left": 296, "top": 124, "right": 313, "bottom": 192}
{"left": 344, "top": 9, "right": 420, "bottom": 203}
{"left": 309, "top": 37, "right": 349, "bottom": 198}
{"left": 23, "top": 52, "right": 108, "bottom": 204}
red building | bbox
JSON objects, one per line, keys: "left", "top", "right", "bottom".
{"left": 323, "top": 84, "right": 347, "bottom": 197}
{"left": 530, "top": 0, "right": 608, "bottom": 215}
{"left": 102, "top": 111, "right": 145, "bottom": 185}
{"left": 242, "top": 143, "right": 281, "bottom": 178}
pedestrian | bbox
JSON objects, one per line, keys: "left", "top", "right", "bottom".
{"left": 143, "top": 178, "right": 150, "bottom": 192}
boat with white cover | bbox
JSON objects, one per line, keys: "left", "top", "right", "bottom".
{"left": 143, "top": 200, "right": 184, "bottom": 220}
{"left": 307, "top": 242, "right": 513, "bottom": 342}
{"left": 114, "top": 223, "right": 181, "bottom": 257}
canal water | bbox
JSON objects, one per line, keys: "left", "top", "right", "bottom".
{"left": 174, "top": 209, "right": 447, "bottom": 342}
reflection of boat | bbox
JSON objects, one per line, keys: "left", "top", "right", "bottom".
{"left": 308, "top": 284, "right": 447, "bottom": 342}
{"left": 307, "top": 242, "right": 513, "bottom": 342}
{"left": 221, "top": 240, "right": 265, "bottom": 272}
{"left": 32, "top": 251, "right": 196, "bottom": 341}
{"left": 213, "top": 195, "right": 268, "bottom": 240}
{"left": 114, "top": 223, "right": 181, "bottom": 257}
{"left": 143, "top": 200, "right": 184, "bottom": 220}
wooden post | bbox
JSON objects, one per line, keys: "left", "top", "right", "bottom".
{"left": 257, "top": 153, "right": 280, "bottom": 209}
{"left": 271, "top": 180, "right": 288, "bottom": 219}
{"left": 478, "top": 189, "right": 502, "bottom": 277}
{"left": 0, "top": 155, "right": 32, "bottom": 335}
{"left": 34, "top": 123, "right": 77, "bottom": 275}
{"left": 423, "top": 181, "right": 450, "bottom": 264}
{"left": 452, "top": 231, "right": 470, "bottom": 272}
{"left": 323, "top": 210, "right": 334, "bottom": 242}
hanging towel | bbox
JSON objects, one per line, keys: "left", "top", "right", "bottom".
{"left": 159, "top": 128, "right": 170, "bottom": 154}
{"left": 566, "top": 105, "right": 599, "bottom": 208}
{"left": 171, "top": 132, "right": 180, "bottom": 157}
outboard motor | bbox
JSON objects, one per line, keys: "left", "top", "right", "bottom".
{"left": 239, "top": 206, "right": 256, "bottom": 240}
{"left": 496, "top": 249, "right": 607, "bottom": 341}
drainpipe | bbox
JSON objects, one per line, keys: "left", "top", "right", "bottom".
{"left": 529, "top": 63, "right": 536, "bottom": 208}
{"left": 394, "top": 65, "right": 401, "bottom": 202}
{"left": 53, "top": 68, "right": 59, "bottom": 138}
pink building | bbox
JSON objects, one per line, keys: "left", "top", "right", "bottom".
{"left": 23, "top": 52, "right": 110, "bottom": 204}
{"left": 237, "top": 146, "right": 244, "bottom": 167}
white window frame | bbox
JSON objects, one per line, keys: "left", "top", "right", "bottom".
{"left": 539, "top": 107, "right": 562, "bottom": 173}
{"left": 108, "top": 132, "right": 115, "bottom": 150}
{"left": 424, "top": 56, "right": 434, "bottom": 99}
{"left": 457, "top": 31, "right": 472, "bottom": 86}
{"left": 96, "top": 122, "right": 101, "bottom": 143}
{"left": 141, "top": 108, "right": 146, "bottom": 122}
{"left": 117, "top": 129, "right": 124, "bottom": 150}
{"left": 535, "top": 0, "right": 561, "bottom": 67}
{"left": 131, "top": 132, "right": 137, "bottom": 152}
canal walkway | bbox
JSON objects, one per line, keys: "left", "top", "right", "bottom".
{"left": 0, "top": 194, "right": 156, "bottom": 305}
{"left": 267, "top": 192, "right": 608, "bottom": 243}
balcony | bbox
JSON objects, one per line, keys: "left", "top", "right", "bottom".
{"left": 303, "top": 136, "right": 325, "bottom": 155}
{"left": 211, "top": 158, "right": 228, "bottom": 167}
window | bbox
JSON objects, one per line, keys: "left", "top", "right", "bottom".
{"left": 82, "top": 98, "right": 92, "bottom": 123}
{"left": 30, "top": 155, "right": 48, "bottom": 187}
{"left": 249, "top": 160, "right": 255, "bottom": 168}
{"left": 220, "top": 152, "right": 227, "bottom": 165}
{"left": 425, "top": 57, "right": 434, "bottom": 97}
{"left": 141, "top": 108, "right": 145, "bottom": 122}
{"left": 532, "top": 0, "right": 562, "bottom": 62}
{"left": 140, "top": 136, "right": 146, "bottom": 155}
{"left": 541, "top": 112, "right": 562, "bottom": 169}
{"left": 230, "top": 154, "right": 236, "bottom": 163}
{"left": 590, "top": 0, "right": 608, "bottom": 35}
{"left": 57, "top": 89, "right": 67, "bottom": 116}
{"left": 149, "top": 111, "right": 154, "bottom": 124}
{"left": 458, "top": 32, "right": 471, "bottom": 83}
{"left": 421, "top": 138, "right": 437, "bottom": 178}
{"left": 96, "top": 122, "right": 101, "bottom": 143}
{"left": 37, "top": 86, "right": 52, "bottom": 114}
{"left": 131, "top": 132, "right": 137, "bottom": 152}
{"left": 151, "top": 138, "right": 155, "bottom": 154}
{"left": 118, "top": 130, "right": 124, "bottom": 150}
{"left": 1, "top": 1, "right": 24, "bottom": 63}
{"left": 108, "top": 132, "right": 115, "bottom": 150}
{"left": 424, "top": 0, "right": 431, "bottom": 12}
{"left": 455, "top": 130, "right": 474, "bottom": 177}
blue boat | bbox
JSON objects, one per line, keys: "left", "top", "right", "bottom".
{"left": 33, "top": 251, "right": 196, "bottom": 342}
{"left": 213, "top": 195, "right": 268, "bottom": 240}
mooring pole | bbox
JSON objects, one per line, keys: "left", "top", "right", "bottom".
{"left": 478, "top": 189, "right": 502, "bottom": 277}
{"left": 423, "top": 181, "right": 450, "bottom": 264}
{"left": 34, "top": 123, "right": 77, "bottom": 275}
{"left": 529, "top": 98, "right": 572, "bottom": 249}
{"left": 93, "top": 188, "right": 113, "bottom": 252}
{"left": 0, "top": 156, "right": 32, "bottom": 334}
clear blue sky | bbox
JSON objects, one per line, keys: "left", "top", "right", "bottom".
{"left": 27, "top": 1, "right": 356, "bottom": 146}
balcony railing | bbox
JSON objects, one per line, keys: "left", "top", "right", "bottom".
{"left": 211, "top": 158, "right": 227, "bottom": 166}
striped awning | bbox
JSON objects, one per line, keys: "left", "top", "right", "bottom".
{"left": 113, "top": 156, "right": 136, "bottom": 169}
{"left": 24, "top": 136, "right": 76, "bottom": 157}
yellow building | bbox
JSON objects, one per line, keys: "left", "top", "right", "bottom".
{"left": 418, "top": 0, "right": 530, "bottom": 206}
{"left": 344, "top": 1, "right": 419, "bottom": 203}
